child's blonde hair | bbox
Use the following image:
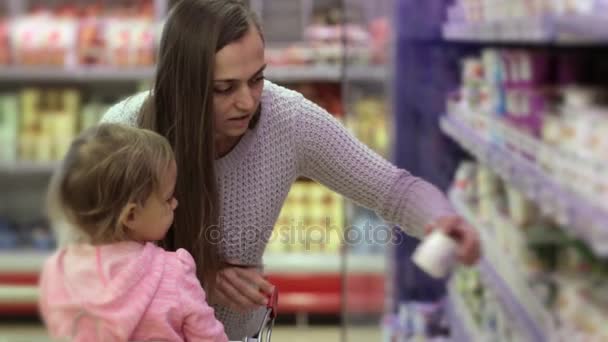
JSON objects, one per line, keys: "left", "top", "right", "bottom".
{"left": 47, "top": 123, "right": 175, "bottom": 245}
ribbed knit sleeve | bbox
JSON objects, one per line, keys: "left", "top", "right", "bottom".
{"left": 292, "top": 96, "right": 455, "bottom": 237}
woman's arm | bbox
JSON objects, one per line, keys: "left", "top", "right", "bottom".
{"left": 292, "top": 96, "right": 455, "bottom": 238}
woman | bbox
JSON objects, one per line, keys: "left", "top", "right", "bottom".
{"left": 102, "top": 0, "right": 480, "bottom": 339}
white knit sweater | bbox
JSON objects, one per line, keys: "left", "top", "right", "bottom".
{"left": 101, "top": 80, "right": 454, "bottom": 339}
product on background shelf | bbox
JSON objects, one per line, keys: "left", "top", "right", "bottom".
{"left": 450, "top": 160, "right": 608, "bottom": 341}
{"left": 453, "top": 0, "right": 608, "bottom": 23}
{"left": 453, "top": 161, "right": 477, "bottom": 198}
{"left": 383, "top": 300, "right": 449, "bottom": 341}
{"left": 289, "top": 83, "right": 343, "bottom": 117}
{"left": 19, "top": 88, "right": 78, "bottom": 161}
{"left": 0, "top": 88, "right": 114, "bottom": 163}
{"left": 267, "top": 181, "right": 344, "bottom": 254}
{"left": 346, "top": 96, "right": 390, "bottom": 157}
{"left": 0, "top": 94, "right": 18, "bottom": 161}
{"left": 0, "top": 17, "right": 9, "bottom": 65}
{"left": 444, "top": 0, "right": 608, "bottom": 42}
{"left": 265, "top": 8, "right": 390, "bottom": 67}
{"left": 450, "top": 267, "right": 531, "bottom": 342}
{"left": 5, "top": 0, "right": 159, "bottom": 68}
{"left": 23, "top": 219, "right": 55, "bottom": 250}
{"left": 347, "top": 208, "right": 388, "bottom": 255}
{"left": 449, "top": 48, "right": 608, "bottom": 209}
{"left": 0, "top": 217, "right": 54, "bottom": 250}
{"left": 0, "top": 218, "right": 20, "bottom": 249}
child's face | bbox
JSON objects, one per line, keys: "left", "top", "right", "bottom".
{"left": 127, "top": 160, "right": 178, "bottom": 242}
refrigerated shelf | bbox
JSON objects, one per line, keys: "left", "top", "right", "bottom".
{"left": 443, "top": 15, "right": 608, "bottom": 44}
{"left": 0, "top": 251, "right": 385, "bottom": 315}
{"left": 446, "top": 280, "right": 483, "bottom": 342}
{"left": 0, "top": 162, "right": 58, "bottom": 174}
{"left": 449, "top": 191, "right": 552, "bottom": 342}
{"left": 0, "top": 67, "right": 157, "bottom": 82}
{"left": 0, "top": 251, "right": 385, "bottom": 278}
{"left": 440, "top": 114, "right": 608, "bottom": 256}
{"left": 265, "top": 252, "right": 385, "bottom": 274}
{"left": 0, "top": 65, "right": 387, "bottom": 83}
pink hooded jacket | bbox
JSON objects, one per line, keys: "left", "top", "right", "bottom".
{"left": 38, "top": 241, "right": 228, "bottom": 342}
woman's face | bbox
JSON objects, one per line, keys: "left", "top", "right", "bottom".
{"left": 213, "top": 24, "right": 265, "bottom": 140}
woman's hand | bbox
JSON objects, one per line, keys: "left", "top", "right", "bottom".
{"left": 425, "top": 215, "right": 481, "bottom": 265}
{"left": 210, "top": 263, "right": 274, "bottom": 313}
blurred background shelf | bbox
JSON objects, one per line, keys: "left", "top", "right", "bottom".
{"left": 440, "top": 114, "right": 608, "bottom": 256}
{"left": 446, "top": 281, "right": 482, "bottom": 342}
{"left": 449, "top": 190, "right": 552, "bottom": 342}
{"left": 0, "top": 251, "right": 385, "bottom": 276}
{"left": 0, "top": 65, "right": 388, "bottom": 83}
{"left": 265, "top": 253, "right": 385, "bottom": 274}
{"left": 477, "top": 261, "right": 546, "bottom": 342}
{"left": 0, "top": 67, "right": 157, "bottom": 83}
{"left": 443, "top": 15, "right": 608, "bottom": 44}
{"left": 267, "top": 64, "right": 342, "bottom": 82}
{"left": 0, "top": 250, "right": 48, "bottom": 275}
{"left": 0, "top": 251, "right": 386, "bottom": 316}
{"left": 555, "top": 15, "right": 608, "bottom": 42}
{"left": 345, "top": 65, "right": 388, "bottom": 82}
{"left": 0, "top": 162, "right": 58, "bottom": 174}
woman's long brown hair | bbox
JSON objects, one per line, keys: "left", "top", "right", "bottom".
{"left": 138, "top": 0, "right": 261, "bottom": 291}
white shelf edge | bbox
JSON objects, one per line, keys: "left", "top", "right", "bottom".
{"left": 0, "top": 65, "right": 387, "bottom": 83}
{"left": 0, "top": 250, "right": 385, "bottom": 275}
{"left": 443, "top": 15, "right": 608, "bottom": 45}
{"left": 0, "top": 67, "right": 157, "bottom": 82}
{"left": 264, "top": 252, "right": 385, "bottom": 274}
{"left": 266, "top": 64, "right": 341, "bottom": 82}
{"left": 0, "top": 250, "right": 50, "bottom": 273}
{"left": 0, "top": 285, "right": 39, "bottom": 304}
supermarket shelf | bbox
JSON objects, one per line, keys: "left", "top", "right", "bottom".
{"left": 0, "top": 161, "right": 58, "bottom": 174}
{"left": 0, "top": 67, "right": 157, "bottom": 82}
{"left": 0, "top": 65, "right": 387, "bottom": 83}
{"left": 264, "top": 252, "right": 385, "bottom": 274}
{"left": 449, "top": 191, "right": 551, "bottom": 342}
{"left": 0, "top": 250, "right": 49, "bottom": 274}
{"left": 0, "top": 284, "right": 39, "bottom": 315}
{"left": 443, "top": 15, "right": 608, "bottom": 44}
{"left": 266, "top": 64, "right": 341, "bottom": 82}
{"left": 0, "top": 285, "right": 38, "bottom": 304}
{"left": 554, "top": 15, "right": 608, "bottom": 42}
{"left": 478, "top": 260, "right": 546, "bottom": 342}
{"left": 447, "top": 281, "right": 482, "bottom": 342}
{"left": 0, "top": 251, "right": 384, "bottom": 316}
{"left": 0, "top": 251, "right": 385, "bottom": 275}
{"left": 346, "top": 65, "right": 388, "bottom": 82}
{"left": 440, "top": 114, "right": 608, "bottom": 256}
{"left": 268, "top": 64, "right": 387, "bottom": 82}
{"left": 0, "top": 64, "right": 387, "bottom": 83}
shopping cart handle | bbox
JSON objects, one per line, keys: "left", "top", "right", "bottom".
{"left": 267, "top": 288, "right": 278, "bottom": 318}
{"left": 242, "top": 288, "right": 279, "bottom": 342}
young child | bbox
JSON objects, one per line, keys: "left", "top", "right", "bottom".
{"left": 38, "top": 123, "right": 229, "bottom": 342}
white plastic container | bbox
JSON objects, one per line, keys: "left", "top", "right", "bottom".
{"left": 412, "top": 230, "right": 459, "bottom": 278}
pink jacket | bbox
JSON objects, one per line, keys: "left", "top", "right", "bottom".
{"left": 39, "top": 241, "right": 228, "bottom": 342}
